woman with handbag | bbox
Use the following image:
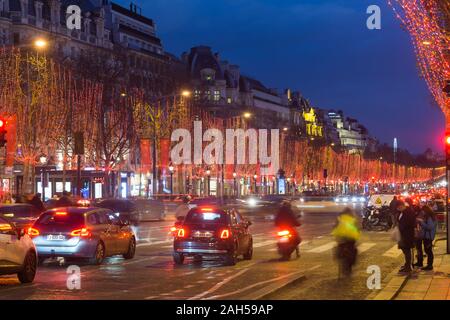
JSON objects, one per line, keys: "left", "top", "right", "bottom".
{"left": 417, "top": 205, "right": 437, "bottom": 271}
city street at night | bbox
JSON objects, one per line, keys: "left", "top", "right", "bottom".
{"left": 1, "top": 0, "right": 450, "bottom": 309}
{"left": 0, "top": 204, "right": 407, "bottom": 300}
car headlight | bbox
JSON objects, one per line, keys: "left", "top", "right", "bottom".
{"left": 351, "top": 197, "right": 357, "bottom": 202}
{"left": 335, "top": 198, "right": 340, "bottom": 202}
{"left": 342, "top": 197, "right": 349, "bottom": 202}
{"left": 359, "top": 197, "right": 365, "bottom": 202}
{"left": 247, "top": 198, "right": 257, "bottom": 206}
{"left": 300, "top": 198, "right": 305, "bottom": 203}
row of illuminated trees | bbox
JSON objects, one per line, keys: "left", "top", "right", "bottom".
{"left": 0, "top": 46, "right": 441, "bottom": 198}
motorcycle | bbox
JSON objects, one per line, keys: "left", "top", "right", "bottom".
{"left": 276, "top": 227, "right": 301, "bottom": 260}
{"left": 362, "top": 206, "right": 394, "bottom": 231}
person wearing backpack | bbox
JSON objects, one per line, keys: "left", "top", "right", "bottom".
{"left": 417, "top": 205, "right": 437, "bottom": 271}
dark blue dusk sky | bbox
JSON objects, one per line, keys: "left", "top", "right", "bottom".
{"left": 115, "top": 0, "right": 445, "bottom": 154}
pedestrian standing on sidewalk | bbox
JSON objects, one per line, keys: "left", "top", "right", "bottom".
{"left": 417, "top": 205, "right": 437, "bottom": 271}
{"left": 396, "top": 201, "right": 416, "bottom": 273}
{"left": 413, "top": 206, "right": 425, "bottom": 268}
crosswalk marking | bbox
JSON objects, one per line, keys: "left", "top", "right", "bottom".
{"left": 382, "top": 244, "right": 402, "bottom": 258}
{"left": 307, "top": 241, "right": 336, "bottom": 253}
{"left": 253, "top": 240, "right": 277, "bottom": 248}
{"left": 358, "top": 242, "right": 376, "bottom": 253}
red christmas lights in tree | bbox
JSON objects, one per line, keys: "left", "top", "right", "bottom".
{"left": 388, "top": 0, "right": 450, "bottom": 115}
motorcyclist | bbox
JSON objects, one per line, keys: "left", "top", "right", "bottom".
{"left": 275, "top": 200, "right": 301, "bottom": 248}
{"left": 332, "top": 207, "right": 360, "bottom": 278}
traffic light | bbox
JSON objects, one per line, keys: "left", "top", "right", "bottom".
{"left": 445, "top": 132, "right": 450, "bottom": 166}
{"left": 0, "top": 118, "right": 7, "bottom": 148}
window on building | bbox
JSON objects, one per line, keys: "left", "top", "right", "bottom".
{"left": 213, "top": 90, "right": 220, "bottom": 101}
{"left": 227, "top": 97, "right": 232, "bottom": 104}
{"left": 194, "top": 90, "right": 201, "bottom": 100}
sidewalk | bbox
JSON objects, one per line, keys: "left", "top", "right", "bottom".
{"left": 374, "top": 237, "right": 450, "bottom": 300}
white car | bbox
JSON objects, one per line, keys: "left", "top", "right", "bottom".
{"left": 0, "top": 216, "right": 37, "bottom": 283}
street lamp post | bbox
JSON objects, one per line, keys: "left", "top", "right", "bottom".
{"left": 233, "top": 172, "right": 237, "bottom": 197}
{"left": 206, "top": 169, "right": 211, "bottom": 196}
{"left": 169, "top": 165, "right": 174, "bottom": 195}
{"left": 39, "top": 155, "right": 47, "bottom": 201}
{"left": 254, "top": 174, "right": 258, "bottom": 195}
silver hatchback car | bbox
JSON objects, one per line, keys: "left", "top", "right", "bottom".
{"left": 29, "top": 207, "right": 136, "bottom": 265}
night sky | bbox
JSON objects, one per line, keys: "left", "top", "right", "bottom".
{"left": 115, "top": 0, "right": 445, "bottom": 154}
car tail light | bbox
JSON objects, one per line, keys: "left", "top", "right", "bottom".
{"left": 70, "top": 227, "right": 91, "bottom": 237}
{"left": 27, "top": 227, "right": 40, "bottom": 237}
{"left": 55, "top": 211, "right": 67, "bottom": 216}
{"left": 177, "top": 228, "right": 186, "bottom": 238}
{"left": 220, "top": 229, "right": 230, "bottom": 239}
{"left": 170, "top": 226, "right": 177, "bottom": 233}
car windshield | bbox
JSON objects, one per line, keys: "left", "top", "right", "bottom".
{"left": 185, "top": 211, "right": 227, "bottom": 224}
{"left": 35, "top": 211, "right": 84, "bottom": 227}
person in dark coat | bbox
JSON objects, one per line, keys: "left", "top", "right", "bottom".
{"left": 28, "top": 193, "right": 45, "bottom": 212}
{"left": 275, "top": 201, "right": 301, "bottom": 246}
{"left": 396, "top": 201, "right": 416, "bottom": 273}
{"left": 56, "top": 191, "right": 74, "bottom": 207}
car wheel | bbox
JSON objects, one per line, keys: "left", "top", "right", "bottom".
{"left": 90, "top": 242, "right": 105, "bottom": 265}
{"left": 173, "top": 252, "right": 184, "bottom": 265}
{"left": 17, "top": 251, "right": 37, "bottom": 284}
{"left": 243, "top": 240, "right": 253, "bottom": 260}
{"left": 123, "top": 237, "right": 136, "bottom": 260}
{"left": 224, "top": 249, "right": 238, "bottom": 266}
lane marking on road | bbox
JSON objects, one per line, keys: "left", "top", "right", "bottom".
{"left": 137, "top": 240, "right": 173, "bottom": 247}
{"left": 358, "top": 242, "right": 377, "bottom": 253}
{"left": 307, "top": 241, "right": 336, "bottom": 253}
{"left": 382, "top": 245, "right": 403, "bottom": 258}
{"left": 206, "top": 264, "right": 321, "bottom": 300}
{"left": 187, "top": 263, "right": 257, "bottom": 300}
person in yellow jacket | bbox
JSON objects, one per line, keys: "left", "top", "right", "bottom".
{"left": 332, "top": 208, "right": 360, "bottom": 278}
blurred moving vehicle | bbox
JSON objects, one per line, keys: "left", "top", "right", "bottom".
{"left": 29, "top": 207, "right": 136, "bottom": 265}
{"left": 0, "top": 204, "right": 43, "bottom": 230}
{"left": 0, "top": 216, "right": 37, "bottom": 283}
{"left": 334, "top": 194, "right": 366, "bottom": 204}
{"left": 94, "top": 198, "right": 165, "bottom": 225}
{"left": 173, "top": 207, "right": 253, "bottom": 266}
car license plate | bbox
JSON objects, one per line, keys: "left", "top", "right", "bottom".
{"left": 193, "top": 231, "right": 212, "bottom": 238}
{"left": 47, "top": 234, "right": 65, "bottom": 241}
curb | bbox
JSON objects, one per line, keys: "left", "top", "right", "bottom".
{"left": 242, "top": 273, "right": 306, "bottom": 300}
{"left": 366, "top": 268, "right": 411, "bottom": 300}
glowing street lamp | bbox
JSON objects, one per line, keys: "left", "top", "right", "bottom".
{"left": 181, "top": 90, "right": 192, "bottom": 97}
{"left": 34, "top": 38, "right": 48, "bottom": 49}
{"left": 243, "top": 112, "right": 252, "bottom": 119}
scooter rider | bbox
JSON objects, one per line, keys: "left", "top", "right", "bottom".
{"left": 275, "top": 200, "right": 301, "bottom": 247}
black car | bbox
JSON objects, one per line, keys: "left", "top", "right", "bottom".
{"left": 0, "top": 204, "right": 43, "bottom": 229}
{"left": 173, "top": 207, "right": 253, "bottom": 266}
{"left": 94, "top": 199, "right": 140, "bottom": 225}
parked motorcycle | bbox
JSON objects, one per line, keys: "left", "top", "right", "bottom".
{"left": 362, "top": 206, "right": 394, "bottom": 231}
{"left": 276, "top": 228, "right": 301, "bottom": 260}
